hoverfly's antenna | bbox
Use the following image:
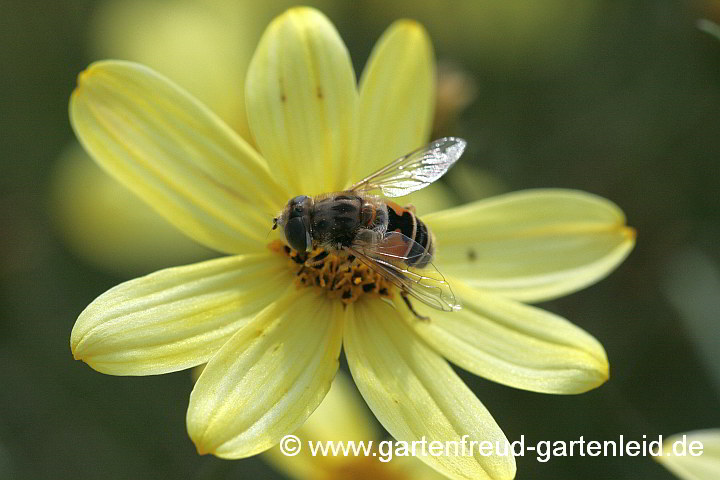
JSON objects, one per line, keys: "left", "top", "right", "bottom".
{"left": 266, "top": 217, "right": 278, "bottom": 240}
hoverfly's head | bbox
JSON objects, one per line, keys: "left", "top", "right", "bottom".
{"left": 275, "top": 195, "right": 314, "bottom": 252}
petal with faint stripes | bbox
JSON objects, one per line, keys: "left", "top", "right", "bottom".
{"left": 425, "top": 189, "right": 635, "bottom": 302}
{"left": 344, "top": 300, "right": 516, "bottom": 480}
{"left": 187, "top": 289, "right": 344, "bottom": 458}
{"left": 71, "top": 60, "right": 286, "bottom": 254}
{"left": 352, "top": 20, "right": 435, "bottom": 183}
{"left": 71, "top": 253, "right": 290, "bottom": 375}
{"left": 399, "top": 280, "right": 609, "bottom": 394}
{"left": 245, "top": 7, "right": 358, "bottom": 194}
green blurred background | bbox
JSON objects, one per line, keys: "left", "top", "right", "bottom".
{"left": 2, "top": 0, "right": 720, "bottom": 478}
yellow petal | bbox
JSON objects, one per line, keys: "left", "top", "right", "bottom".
{"left": 245, "top": 7, "right": 358, "bottom": 194}
{"left": 657, "top": 430, "right": 720, "bottom": 480}
{"left": 262, "top": 371, "right": 379, "bottom": 479}
{"left": 51, "top": 143, "right": 214, "bottom": 275}
{"left": 425, "top": 189, "right": 635, "bottom": 302}
{"left": 352, "top": 20, "right": 435, "bottom": 183}
{"left": 71, "top": 60, "right": 286, "bottom": 255}
{"left": 344, "top": 299, "right": 516, "bottom": 480}
{"left": 187, "top": 289, "right": 344, "bottom": 459}
{"left": 400, "top": 280, "right": 609, "bottom": 394}
{"left": 70, "top": 253, "right": 289, "bottom": 375}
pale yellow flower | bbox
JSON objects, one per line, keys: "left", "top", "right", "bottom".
{"left": 69, "top": 7, "right": 634, "bottom": 480}
{"left": 656, "top": 430, "right": 720, "bottom": 480}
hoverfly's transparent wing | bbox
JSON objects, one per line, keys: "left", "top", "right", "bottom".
{"left": 349, "top": 137, "right": 466, "bottom": 198}
{"left": 350, "top": 231, "right": 460, "bottom": 312}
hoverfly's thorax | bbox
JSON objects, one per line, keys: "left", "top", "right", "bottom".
{"left": 310, "top": 193, "right": 364, "bottom": 248}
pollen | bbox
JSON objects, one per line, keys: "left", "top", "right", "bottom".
{"left": 268, "top": 240, "right": 394, "bottom": 304}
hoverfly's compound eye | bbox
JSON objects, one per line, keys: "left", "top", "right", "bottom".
{"left": 283, "top": 195, "right": 313, "bottom": 252}
{"left": 285, "top": 217, "right": 311, "bottom": 252}
{"left": 289, "top": 195, "right": 311, "bottom": 215}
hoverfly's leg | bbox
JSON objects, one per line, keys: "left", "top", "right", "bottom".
{"left": 303, "top": 259, "right": 323, "bottom": 268}
{"left": 401, "top": 291, "right": 430, "bottom": 321}
{"left": 304, "top": 249, "right": 329, "bottom": 269}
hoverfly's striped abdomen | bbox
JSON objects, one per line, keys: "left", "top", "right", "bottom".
{"left": 386, "top": 201, "right": 434, "bottom": 268}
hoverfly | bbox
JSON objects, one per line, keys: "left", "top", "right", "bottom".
{"left": 272, "top": 137, "right": 466, "bottom": 313}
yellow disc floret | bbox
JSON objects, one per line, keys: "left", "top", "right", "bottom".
{"left": 269, "top": 240, "right": 394, "bottom": 304}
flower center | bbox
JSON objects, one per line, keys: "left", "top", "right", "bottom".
{"left": 268, "top": 240, "right": 394, "bottom": 304}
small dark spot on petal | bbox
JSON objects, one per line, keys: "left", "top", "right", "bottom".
{"left": 316, "top": 85, "right": 323, "bottom": 99}
{"left": 467, "top": 249, "right": 477, "bottom": 261}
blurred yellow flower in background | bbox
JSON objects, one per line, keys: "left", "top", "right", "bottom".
{"left": 263, "top": 371, "right": 451, "bottom": 480}
{"left": 656, "top": 430, "right": 720, "bottom": 480}
{"left": 357, "top": 0, "right": 601, "bottom": 75}
{"left": 68, "top": 7, "right": 634, "bottom": 480}
{"left": 51, "top": 143, "right": 215, "bottom": 274}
